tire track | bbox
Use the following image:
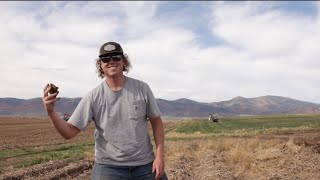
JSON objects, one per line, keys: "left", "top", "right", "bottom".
{"left": 0, "top": 160, "right": 70, "bottom": 180}
{"left": 35, "top": 160, "right": 93, "bottom": 180}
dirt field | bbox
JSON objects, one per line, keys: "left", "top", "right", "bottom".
{"left": 0, "top": 117, "right": 96, "bottom": 150}
{"left": 0, "top": 116, "right": 320, "bottom": 179}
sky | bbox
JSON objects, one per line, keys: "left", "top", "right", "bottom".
{"left": 0, "top": 1, "right": 320, "bottom": 103}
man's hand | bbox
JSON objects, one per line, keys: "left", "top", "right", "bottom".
{"left": 152, "top": 155, "right": 165, "bottom": 179}
{"left": 43, "top": 83, "right": 59, "bottom": 114}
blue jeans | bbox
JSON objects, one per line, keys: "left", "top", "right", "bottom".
{"left": 91, "top": 161, "right": 168, "bottom": 180}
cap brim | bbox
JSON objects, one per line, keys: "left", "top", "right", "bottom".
{"left": 99, "top": 51, "right": 123, "bottom": 57}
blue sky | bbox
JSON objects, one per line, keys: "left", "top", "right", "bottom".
{"left": 0, "top": 1, "right": 320, "bottom": 103}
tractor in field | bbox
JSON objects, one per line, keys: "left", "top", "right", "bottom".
{"left": 58, "top": 112, "right": 71, "bottom": 121}
{"left": 209, "top": 113, "right": 219, "bottom": 122}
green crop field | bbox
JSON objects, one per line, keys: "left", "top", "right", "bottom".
{"left": 165, "top": 114, "right": 320, "bottom": 140}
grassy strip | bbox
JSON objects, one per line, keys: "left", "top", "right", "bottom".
{"left": 0, "top": 141, "right": 94, "bottom": 171}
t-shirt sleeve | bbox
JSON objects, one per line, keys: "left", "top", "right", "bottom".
{"left": 67, "top": 93, "right": 93, "bottom": 131}
{"left": 144, "top": 84, "right": 161, "bottom": 119}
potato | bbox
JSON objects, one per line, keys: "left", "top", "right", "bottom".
{"left": 47, "top": 83, "right": 59, "bottom": 94}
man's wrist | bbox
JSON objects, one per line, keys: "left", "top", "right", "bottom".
{"left": 156, "top": 148, "right": 165, "bottom": 158}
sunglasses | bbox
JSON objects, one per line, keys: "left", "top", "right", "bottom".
{"left": 100, "top": 55, "right": 123, "bottom": 63}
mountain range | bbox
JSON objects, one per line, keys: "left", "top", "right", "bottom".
{"left": 1, "top": 95, "right": 320, "bottom": 117}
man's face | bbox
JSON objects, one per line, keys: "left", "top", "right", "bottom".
{"left": 100, "top": 55, "right": 125, "bottom": 78}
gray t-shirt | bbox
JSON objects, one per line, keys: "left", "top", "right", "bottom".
{"left": 68, "top": 76, "right": 161, "bottom": 166}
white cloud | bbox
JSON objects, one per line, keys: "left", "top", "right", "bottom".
{"left": 205, "top": 1, "right": 320, "bottom": 103}
{"left": 211, "top": 2, "right": 312, "bottom": 57}
{"left": 0, "top": 1, "right": 319, "bottom": 104}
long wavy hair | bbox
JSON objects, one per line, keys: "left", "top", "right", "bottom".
{"left": 95, "top": 54, "right": 132, "bottom": 78}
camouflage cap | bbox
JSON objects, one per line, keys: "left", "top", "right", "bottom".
{"left": 99, "top": 42, "right": 124, "bottom": 57}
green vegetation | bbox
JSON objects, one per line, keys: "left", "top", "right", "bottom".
{"left": 166, "top": 114, "right": 320, "bottom": 140}
{"left": 0, "top": 141, "right": 94, "bottom": 171}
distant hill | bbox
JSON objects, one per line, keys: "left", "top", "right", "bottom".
{"left": 209, "top": 95, "right": 320, "bottom": 115}
{"left": 0, "top": 95, "right": 319, "bottom": 117}
{"left": 0, "top": 97, "right": 81, "bottom": 116}
{"left": 157, "top": 98, "right": 231, "bottom": 117}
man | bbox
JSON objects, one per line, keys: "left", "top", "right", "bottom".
{"left": 43, "top": 41, "right": 167, "bottom": 180}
